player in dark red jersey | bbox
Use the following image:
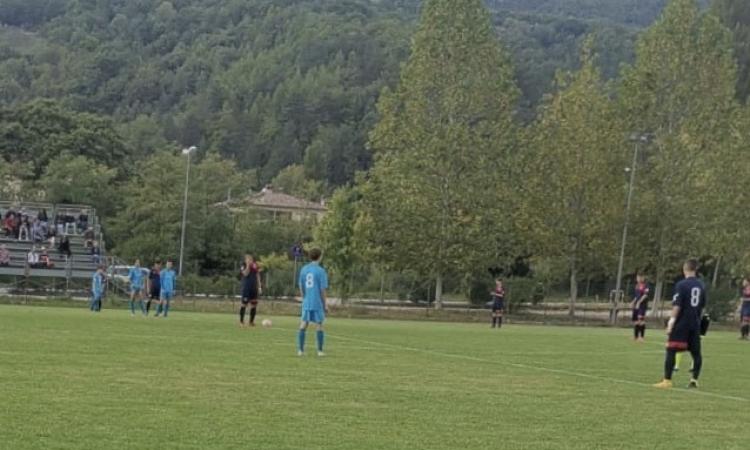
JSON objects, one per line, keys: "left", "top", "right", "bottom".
{"left": 630, "top": 273, "right": 652, "bottom": 342}
{"left": 239, "top": 254, "right": 262, "bottom": 327}
{"left": 654, "top": 259, "right": 706, "bottom": 389}
{"left": 739, "top": 277, "right": 750, "bottom": 340}
{"left": 490, "top": 278, "right": 505, "bottom": 329}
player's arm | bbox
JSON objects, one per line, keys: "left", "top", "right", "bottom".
{"left": 321, "top": 288, "right": 328, "bottom": 313}
{"left": 666, "top": 304, "right": 681, "bottom": 334}
{"left": 256, "top": 269, "right": 262, "bottom": 295}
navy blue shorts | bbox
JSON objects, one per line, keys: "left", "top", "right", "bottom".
{"left": 241, "top": 287, "right": 258, "bottom": 304}
{"left": 741, "top": 302, "right": 750, "bottom": 320}
{"left": 667, "top": 324, "right": 701, "bottom": 352}
{"left": 632, "top": 307, "right": 646, "bottom": 321}
{"left": 492, "top": 301, "right": 504, "bottom": 312}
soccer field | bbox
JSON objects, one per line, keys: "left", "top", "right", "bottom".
{"left": 1, "top": 305, "right": 747, "bottom": 450}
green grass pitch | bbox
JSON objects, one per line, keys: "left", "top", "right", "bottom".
{"left": 1, "top": 305, "right": 747, "bottom": 450}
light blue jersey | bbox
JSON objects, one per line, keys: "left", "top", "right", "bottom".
{"left": 160, "top": 269, "right": 176, "bottom": 293}
{"left": 92, "top": 272, "right": 104, "bottom": 298}
{"left": 299, "top": 262, "right": 328, "bottom": 312}
{"left": 128, "top": 267, "right": 144, "bottom": 290}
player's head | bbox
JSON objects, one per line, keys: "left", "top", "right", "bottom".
{"left": 636, "top": 272, "right": 646, "bottom": 283}
{"left": 309, "top": 248, "right": 322, "bottom": 262}
{"left": 683, "top": 259, "right": 699, "bottom": 277}
{"left": 134, "top": 258, "right": 140, "bottom": 267}
{"left": 154, "top": 259, "right": 162, "bottom": 269}
{"left": 495, "top": 278, "right": 503, "bottom": 286}
{"left": 743, "top": 277, "right": 750, "bottom": 287}
{"left": 245, "top": 254, "right": 255, "bottom": 263}
{"left": 96, "top": 264, "right": 105, "bottom": 273}
{"left": 166, "top": 259, "right": 174, "bottom": 269}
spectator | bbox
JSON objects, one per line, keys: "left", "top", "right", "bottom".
{"left": 39, "top": 247, "right": 54, "bottom": 268}
{"left": 18, "top": 215, "right": 30, "bottom": 241}
{"left": 58, "top": 235, "right": 72, "bottom": 258}
{"left": 3, "top": 213, "right": 14, "bottom": 238}
{"left": 0, "top": 244, "right": 10, "bottom": 266}
{"left": 91, "top": 241, "right": 101, "bottom": 264}
{"left": 84, "top": 227, "right": 95, "bottom": 248}
{"left": 77, "top": 212, "right": 89, "bottom": 233}
{"left": 32, "top": 219, "right": 45, "bottom": 243}
{"left": 27, "top": 246, "right": 40, "bottom": 269}
{"left": 64, "top": 214, "right": 76, "bottom": 235}
{"left": 38, "top": 209, "right": 48, "bottom": 224}
{"left": 55, "top": 216, "right": 65, "bottom": 236}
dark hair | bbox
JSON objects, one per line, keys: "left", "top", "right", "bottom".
{"left": 309, "top": 248, "right": 322, "bottom": 261}
{"left": 684, "top": 259, "right": 699, "bottom": 272}
{"left": 636, "top": 272, "right": 646, "bottom": 278}
{"left": 166, "top": 258, "right": 174, "bottom": 263}
{"left": 154, "top": 259, "right": 162, "bottom": 265}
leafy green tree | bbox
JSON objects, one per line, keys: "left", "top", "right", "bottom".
{"left": 713, "top": 0, "right": 750, "bottom": 102}
{"left": 270, "top": 165, "right": 324, "bottom": 202}
{"left": 0, "top": 100, "right": 130, "bottom": 176}
{"left": 314, "top": 186, "right": 361, "bottom": 300}
{"left": 620, "top": 0, "right": 738, "bottom": 301}
{"left": 40, "top": 153, "right": 118, "bottom": 216}
{"left": 109, "top": 151, "right": 243, "bottom": 275}
{"left": 523, "top": 40, "right": 626, "bottom": 315}
{"left": 363, "top": 0, "right": 519, "bottom": 308}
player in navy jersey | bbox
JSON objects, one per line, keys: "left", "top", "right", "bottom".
{"left": 739, "top": 278, "right": 750, "bottom": 340}
{"left": 654, "top": 259, "right": 706, "bottom": 389}
{"left": 490, "top": 279, "right": 505, "bottom": 329}
{"left": 630, "top": 273, "right": 651, "bottom": 341}
{"left": 297, "top": 248, "right": 328, "bottom": 357}
{"left": 145, "top": 260, "right": 161, "bottom": 316}
{"left": 238, "top": 254, "right": 262, "bottom": 327}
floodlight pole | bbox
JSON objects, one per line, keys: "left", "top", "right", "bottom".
{"left": 612, "top": 135, "right": 646, "bottom": 324}
{"left": 179, "top": 146, "right": 197, "bottom": 277}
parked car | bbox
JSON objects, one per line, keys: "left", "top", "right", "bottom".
{"left": 107, "top": 265, "right": 149, "bottom": 284}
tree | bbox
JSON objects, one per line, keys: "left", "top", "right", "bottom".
{"left": 619, "top": 0, "right": 738, "bottom": 302}
{"left": 314, "top": 186, "right": 361, "bottom": 300}
{"left": 270, "top": 165, "right": 324, "bottom": 202}
{"left": 523, "top": 39, "right": 626, "bottom": 315}
{"left": 713, "top": 0, "right": 750, "bottom": 102}
{"left": 109, "top": 151, "right": 244, "bottom": 275}
{"left": 0, "top": 100, "right": 130, "bottom": 177}
{"left": 40, "top": 153, "right": 119, "bottom": 217}
{"left": 362, "top": 0, "right": 519, "bottom": 308}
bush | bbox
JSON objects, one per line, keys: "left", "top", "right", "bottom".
{"left": 705, "top": 285, "right": 738, "bottom": 322}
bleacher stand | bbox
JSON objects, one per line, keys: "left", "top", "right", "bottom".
{"left": 0, "top": 202, "right": 104, "bottom": 283}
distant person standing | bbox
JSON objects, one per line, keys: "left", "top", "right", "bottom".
{"left": 297, "top": 248, "right": 328, "bottom": 357}
{"left": 90, "top": 265, "right": 105, "bottom": 313}
{"left": 145, "top": 260, "right": 162, "bottom": 316}
{"left": 654, "top": 259, "right": 706, "bottom": 390}
{"left": 739, "top": 278, "right": 750, "bottom": 340}
{"left": 630, "top": 273, "right": 652, "bottom": 342}
{"left": 155, "top": 259, "right": 176, "bottom": 318}
{"left": 238, "top": 254, "right": 262, "bottom": 327}
{"left": 490, "top": 279, "right": 505, "bottom": 329}
{"left": 128, "top": 259, "right": 146, "bottom": 316}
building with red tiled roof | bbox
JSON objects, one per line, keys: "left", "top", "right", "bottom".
{"left": 219, "top": 187, "right": 327, "bottom": 222}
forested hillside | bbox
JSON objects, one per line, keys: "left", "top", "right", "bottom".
{"left": 0, "top": 0, "right": 683, "bottom": 189}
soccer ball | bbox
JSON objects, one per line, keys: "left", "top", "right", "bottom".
{"left": 261, "top": 319, "right": 272, "bottom": 328}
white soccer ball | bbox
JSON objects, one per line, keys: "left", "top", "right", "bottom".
{"left": 261, "top": 319, "right": 272, "bottom": 328}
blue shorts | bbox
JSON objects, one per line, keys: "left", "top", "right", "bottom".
{"left": 301, "top": 309, "right": 325, "bottom": 324}
{"left": 130, "top": 286, "right": 143, "bottom": 295}
{"left": 492, "top": 301, "right": 504, "bottom": 312}
{"left": 160, "top": 290, "right": 173, "bottom": 301}
{"left": 741, "top": 302, "right": 750, "bottom": 320}
{"left": 632, "top": 307, "right": 647, "bottom": 321}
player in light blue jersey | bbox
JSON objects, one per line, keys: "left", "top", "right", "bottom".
{"left": 89, "top": 265, "right": 105, "bottom": 312}
{"left": 155, "top": 259, "right": 177, "bottom": 318}
{"left": 297, "top": 248, "right": 328, "bottom": 357}
{"left": 128, "top": 259, "right": 146, "bottom": 316}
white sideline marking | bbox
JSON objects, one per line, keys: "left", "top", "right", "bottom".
{"left": 278, "top": 327, "right": 748, "bottom": 403}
